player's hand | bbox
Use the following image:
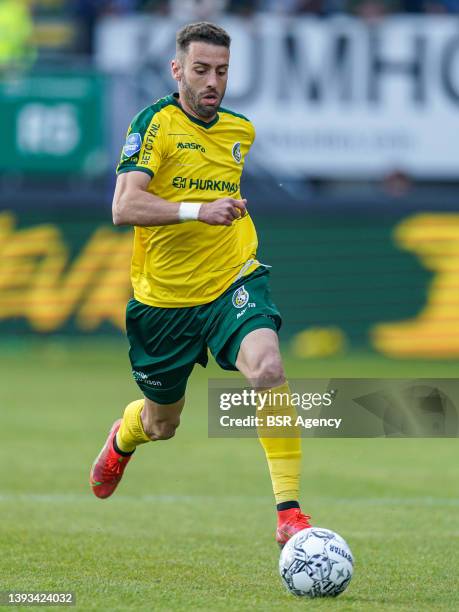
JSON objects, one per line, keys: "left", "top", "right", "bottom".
{"left": 198, "top": 198, "right": 247, "bottom": 226}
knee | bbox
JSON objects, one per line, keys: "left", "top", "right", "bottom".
{"left": 248, "top": 351, "right": 285, "bottom": 388}
{"left": 144, "top": 417, "right": 180, "bottom": 441}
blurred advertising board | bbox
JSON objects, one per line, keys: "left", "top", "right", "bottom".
{"left": 1, "top": 206, "right": 459, "bottom": 359}
{"left": 0, "top": 72, "right": 107, "bottom": 175}
{"left": 96, "top": 15, "right": 459, "bottom": 179}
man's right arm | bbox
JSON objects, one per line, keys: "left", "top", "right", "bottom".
{"left": 112, "top": 171, "right": 247, "bottom": 227}
{"left": 113, "top": 171, "right": 180, "bottom": 226}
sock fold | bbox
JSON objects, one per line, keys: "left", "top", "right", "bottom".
{"left": 116, "top": 399, "right": 151, "bottom": 453}
{"left": 257, "top": 382, "right": 302, "bottom": 505}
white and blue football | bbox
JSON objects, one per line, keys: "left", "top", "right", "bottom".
{"left": 279, "top": 527, "right": 353, "bottom": 597}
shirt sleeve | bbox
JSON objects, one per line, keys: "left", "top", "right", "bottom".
{"left": 116, "top": 106, "right": 166, "bottom": 178}
{"left": 250, "top": 121, "right": 256, "bottom": 145}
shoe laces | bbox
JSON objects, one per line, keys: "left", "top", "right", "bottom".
{"left": 103, "top": 453, "right": 126, "bottom": 480}
{"left": 282, "top": 509, "right": 311, "bottom": 527}
{"left": 296, "top": 511, "right": 312, "bottom": 527}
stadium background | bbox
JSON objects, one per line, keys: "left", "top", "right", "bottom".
{"left": 1, "top": 1, "right": 459, "bottom": 610}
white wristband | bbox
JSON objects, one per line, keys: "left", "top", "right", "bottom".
{"left": 179, "top": 202, "right": 202, "bottom": 222}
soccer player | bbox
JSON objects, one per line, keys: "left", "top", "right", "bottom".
{"left": 89, "top": 22, "right": 311, "bottom": 547}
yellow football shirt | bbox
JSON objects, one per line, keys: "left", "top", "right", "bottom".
{"left": 116, "top": 93, "right": 259, "bottom": 308}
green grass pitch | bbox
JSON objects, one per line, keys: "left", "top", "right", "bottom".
{"left": 1, "top": 340, "right": 458, "bottom": 610}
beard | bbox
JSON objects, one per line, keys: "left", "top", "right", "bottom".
{"left": 181, "top": 75, "right": 224, "bottom": 119}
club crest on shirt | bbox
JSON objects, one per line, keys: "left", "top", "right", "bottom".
{"left": 232, "top": 142, "right": 242, "bottom": 163}
{"left": 123, "top": 132, "right": 142, "bottom": 157}
{"left": 232, "top": 285, "right": 249, "bottom": 308}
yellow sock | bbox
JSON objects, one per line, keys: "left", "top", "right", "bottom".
{"left": 257, "top": 382, "right": 302, "bottom": 504}
{"left": 116, "top": 399, "right": 151, "bottom": 452}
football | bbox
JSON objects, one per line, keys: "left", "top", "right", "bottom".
{"left": 279, "top": 527, "right": 353, "bottom": 597}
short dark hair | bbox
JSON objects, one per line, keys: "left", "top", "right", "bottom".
{"left": 176, "top": 22, "right": 231, "bottom": 56}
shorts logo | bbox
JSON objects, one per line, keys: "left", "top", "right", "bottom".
{"left": 132, "top": 370, "right": 162, "bottom": 386}
{"left": 123, "top": 132, "right": 142, "bottom": 157}
{"left": 232, "top": 285, "right": 249, "bottom": 308}
{"left": 232, "top": 142, "right": 242, "bottom": 163}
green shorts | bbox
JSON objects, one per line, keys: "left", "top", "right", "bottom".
{"left": 126, "top": 267, "right": 281, "bottom": 404}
